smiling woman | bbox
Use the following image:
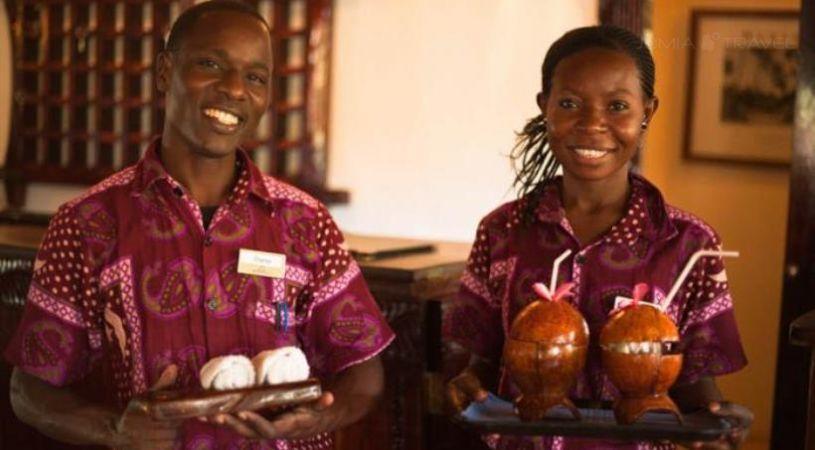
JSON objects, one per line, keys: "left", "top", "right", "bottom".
{"left": 444, "top": 25, "right": 752, "bottom": 450}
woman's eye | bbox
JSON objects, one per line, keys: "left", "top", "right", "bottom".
{"left": 558, "top": 99, "right": 578, "bottom": 109}
{"left": 610, "top": 101, "right": 629, "bottom": 112}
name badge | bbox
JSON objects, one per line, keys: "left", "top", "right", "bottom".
{"left": 237, "top": 249, "right": 286, "bottom": 278}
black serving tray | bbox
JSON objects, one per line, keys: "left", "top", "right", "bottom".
{"left": 454, "top": 394, "right": 731, "bottom": 442}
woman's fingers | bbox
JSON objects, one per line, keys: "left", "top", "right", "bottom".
{"left": 712, "top": 401, "right": 752, "bottom": 448}
{"left": 455, "top": 371, "right": 486, "bottom": 399}
{"left": 710, "top": 401, "right": 752, "bottom": 422}
{"left": 446, "top": 382, "right": 468, "bottom": 413}
{"left": 690, "top": 401, "right": 752, "bottom": 449}
{"left": 472, "top": 388, "right": 489, "bottom": 402}
{"left": 446, "top": 368, "right": 491, "bottom": 414}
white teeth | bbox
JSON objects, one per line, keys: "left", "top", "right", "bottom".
{"left": 203, "top": 108, "right": 240, "bottom": 126}
{"left": 573, "top": 148, "right": 608, "bottom": 159}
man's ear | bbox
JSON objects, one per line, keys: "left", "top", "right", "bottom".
{"left": 155, "top": 51, "right": 172, "bottom": 93}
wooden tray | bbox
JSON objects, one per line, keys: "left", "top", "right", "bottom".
{"left": 131, "top": 378, "right": 322, "bottom": 421}
{"left": 453, "top": 394, "right": 732, "bottom": 442}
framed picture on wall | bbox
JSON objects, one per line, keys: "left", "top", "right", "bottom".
{"left": 684, "top": 10, "right": 799, "bottom": 166}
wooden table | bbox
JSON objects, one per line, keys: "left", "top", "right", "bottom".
{"left": 340, "top": 234, "right": 474, "bottom": 450}
{"left": 0, "top": 225, "right": 477, "bottom": 450}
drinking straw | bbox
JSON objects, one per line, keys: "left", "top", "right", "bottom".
{"left": 550, "top": 249, "right": 573, "bottom": 295}
{"left": 661, "top": 249, "right": 740, "bottom": 309}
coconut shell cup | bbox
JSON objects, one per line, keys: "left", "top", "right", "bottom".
{"left": 600, "top": 304, "right": 683, "bottom": 425}
{"left": 504, "top": 298, "right": 589, "bottom": 421}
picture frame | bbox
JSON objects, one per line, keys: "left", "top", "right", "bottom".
{"left": 684, "top": 10, "right": 799, "bottom": 166}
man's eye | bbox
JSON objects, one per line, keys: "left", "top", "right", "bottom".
{"left": 247, "top": 73, "right": 267, "bottom": 85}
{"left": 198, "top": 59, "right": 219, "bottom": 69}
{"left": 610, "top": 101, "right": 629, "bottom": 111}
{"left": 559, "top": 99, "right": 578, "bottom": 109}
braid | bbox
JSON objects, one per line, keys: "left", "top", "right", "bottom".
{"left": 510, "top": 115, "right": 560, "bottom": 223}
{"left": 511, "top": 25, "right": 655, "bottom": 222}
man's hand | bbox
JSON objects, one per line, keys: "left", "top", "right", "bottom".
{"left": 110, "top": 365, "right": 182, "bottom": 450}
{"left": 206, "top": 356, "right": 384, "bottom": 441}
{"left": 208, "top": 392, "right": 335, "bottom": 440}
{"left": 679, "top": 401, "right": 753, "bottom": 449}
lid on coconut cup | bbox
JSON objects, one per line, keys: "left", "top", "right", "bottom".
{"left": 601, "top": 283, "right": 680, "bottom": 355}
{"left": 508, "top": 249, "right": 589, "bottom": 345}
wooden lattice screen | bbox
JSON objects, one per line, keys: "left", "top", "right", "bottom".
{"left": 2, "top": 0, "right": 345, "bottom": 214}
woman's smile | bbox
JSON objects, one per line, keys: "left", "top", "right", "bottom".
{"left": 569, "top": 146, "right": 614, "bottom": 161}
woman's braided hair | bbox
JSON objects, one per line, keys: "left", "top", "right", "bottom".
{"left": 511, "top": 25, "right": 656, "bottom": 222}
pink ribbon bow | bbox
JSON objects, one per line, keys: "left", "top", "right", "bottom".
{"left": 631, "top": 282, "right": 649, "bottom": 306}
{"left": 532, "top": 281, "right": 576, "bottom": 302}
{"left": 612, "top": 282, "right": 651, "bottom": 312}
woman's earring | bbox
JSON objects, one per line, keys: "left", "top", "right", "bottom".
{"left": 640, "top": 120, "right": 648, "bottom": 130}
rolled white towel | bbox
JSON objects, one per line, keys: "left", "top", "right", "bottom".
{"left": 199, "top": 355, "right": 256, "bottom": 391}
{"left": 253, "top": 346, "right": 310, "bottom": 385}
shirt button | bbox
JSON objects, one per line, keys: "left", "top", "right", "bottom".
{"left": 206, "top": 298, "right": 218, "bottom": 311}
{"left": 203, "top": 235, "right": 213, "bottom": 247}
{"left": 575, "top": 254, "right": 586, "bottom": 264}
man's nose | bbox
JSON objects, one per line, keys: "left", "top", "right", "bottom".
{"left": 217, "top": 69, "right": 247, "bottom": 100}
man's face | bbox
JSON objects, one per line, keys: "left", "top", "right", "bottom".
{"left": 157, "top": 11, "right": 272, "bottom": 158}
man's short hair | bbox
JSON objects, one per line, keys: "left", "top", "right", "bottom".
{"left": 164, "top": 0, "right": 271, "bottom": 52}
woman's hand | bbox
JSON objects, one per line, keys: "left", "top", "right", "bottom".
{"left": 110, "top": 365, "right": 182, "bottom": 450}
{"left": 445, "top": 361, "right": 494, "bottom": 414}
{"left": 206, "top": 392, "right": 335, "bottom": 440}
{"left": 679, "top": 401, "right": 753, "bottom": 449}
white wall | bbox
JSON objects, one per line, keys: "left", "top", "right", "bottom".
{"left": 327, "top": 0, "right": 598, "bottom": 242}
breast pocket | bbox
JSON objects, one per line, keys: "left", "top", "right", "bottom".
{"left": 252, "top": 263, "right": 311, "bottom": 335}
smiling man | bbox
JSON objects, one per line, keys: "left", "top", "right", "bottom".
{"left": 5, "top": 1, "right": 394, "bottom": 449}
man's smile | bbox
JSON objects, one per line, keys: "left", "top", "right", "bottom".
{"left": 202, "top": 107, "right": 245, "bottom": 133}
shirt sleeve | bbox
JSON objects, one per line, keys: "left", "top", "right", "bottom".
{"left": 675, "top": 232, "right": 748, "bottom": 385}
{"left": 442, "top": 219, "right": 504, "bottom": 362}
{"left": 297, "top": 206, "right": 395, "bottom": 376}
{"left": 4, "top": 206, "right": 102, "bottom": 386}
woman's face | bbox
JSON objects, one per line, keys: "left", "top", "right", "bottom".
{"left": 539, "top": 47, "right": 657, "bottom": 183}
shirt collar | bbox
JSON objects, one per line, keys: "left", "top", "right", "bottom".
{"left": 534, "top": 173, "right": 677, "bottom": 249}
{"left": 133, "top": 137, "right": 277, "bottom": 207}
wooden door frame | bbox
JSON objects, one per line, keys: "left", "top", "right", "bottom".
{"left": 771, "top": 1, "right": 813, "bottom": 449}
